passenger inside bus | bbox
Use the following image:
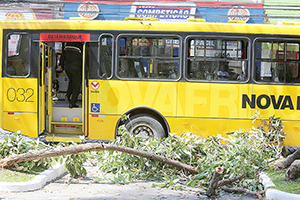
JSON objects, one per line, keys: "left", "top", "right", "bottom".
{"left": 57, "top": 42, "right": 83, "bottom": 108}
{"left": 216, "top": 63, "right": 230, "bottom": 80}
{"left": 237, "top": 71, "right": 246, "bottom": 81}
{"left": 118, "top": 58, "right": 146, "bottom": 78}
{"left": 287, "top": 64, "right": 300, "bottom": 83}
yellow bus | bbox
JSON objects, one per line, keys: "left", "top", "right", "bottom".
{"left": 1, "top": 19, "right": 300, "bottom": 146}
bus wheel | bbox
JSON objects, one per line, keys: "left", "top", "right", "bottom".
{"left": 125, "top": 115, "right": 165, "bottom": 138}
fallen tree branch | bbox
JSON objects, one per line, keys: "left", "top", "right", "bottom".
{"left": 200, "top": 174, "right": 244, "bottom": 187}
{"left": 220, "top": 186, "right": 264, "bottom": 199}
{"left": 217, "top": 174, "right": 243, "bottom": 187}
{"left": 198, "top": 173, "right": 261, "bottom": 198}
{"left": 275, "top": 148, "right": 300, "bottom": 171}
{"left": 267, "top": 156, "right": 280, "bottom": 164}
{"left": 0, "top": 143, "right": 198, "bottom": 174}
{"left": 0, "top": 142, "right": 265, "bottom": 198}
{"left": 207, "top": 167, "right": 224, "bottom": 197}
{"left": 285, "top": 160, "right": 300, "bottom": 181}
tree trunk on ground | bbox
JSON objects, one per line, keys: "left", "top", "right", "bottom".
{"left": 207, "top": 167, "right": 224, "bottom": 197}
{"left": 285, "top": 160, "right": 300, "bottom": 181}
{"left": 0, "top": 143, "right": 198, "bottom": 174}
{"left": 275, "top": 148, "right": 300, "bottom": 171}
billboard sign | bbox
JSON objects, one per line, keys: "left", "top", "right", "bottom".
{"left": 77, "top": 2, "right": 100, "bottom": 19}
{"left": 227, "top": 6, "right": 250, "bottom": 22}
{"left": 0, "top": 9, "right": 36, "bottom": 20}
{"left": 130, "top": 1, "right": 196, "bottom": 20}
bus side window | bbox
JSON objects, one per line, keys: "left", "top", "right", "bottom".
{"left": 6, "top": 34, "right": 30, "bottom": 77}
{"left": 118, "top": 36, "right": 180, "bottom": 80}
{"left": 286, "top": 43, "right": 300, "bottom": 83}
{"left": 186, "top": 38, "right": 248, "bottom": 82}
{"left": 255, "top": 40, "right": 300, "bottom": 83}
{"left": 99, "top": 35, "right": 113, "bottom": 78}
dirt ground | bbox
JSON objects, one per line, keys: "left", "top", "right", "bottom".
{"left": 0, "top": 160, "right": 260, "bottom": 200}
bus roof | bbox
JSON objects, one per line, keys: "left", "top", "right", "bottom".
{"left": 2, "top": 19, "right": 300, "bottom": 36}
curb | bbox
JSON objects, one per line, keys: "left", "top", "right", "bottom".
{"left": 260, "top": 172, "right": 300, "bottom": 200}
{"left": 0, "top": 162, "right": 66, "bottom": 192}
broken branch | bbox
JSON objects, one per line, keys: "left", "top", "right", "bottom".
{"left": 0, "top": 143, "right": 198, "bottom": 174}
{"left": 207, "top": 167, "right": 224, "bottom": 197}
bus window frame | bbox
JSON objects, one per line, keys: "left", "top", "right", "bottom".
{"left": 115, "top": 33, "right": 182, "bottom": 81}
{"left": 253, "top": 37, "right": 300, "bottom": 85}
{"left": 98, "top": 33, "right": 114, "bottom": 79}
{"left": 5, "top": 32, "right": 31, "bottom": 78}
{"left": 184, "top": 35, "right": 251, "bottom": 83}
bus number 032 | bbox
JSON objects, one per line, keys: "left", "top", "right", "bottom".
{"left": 7, "top": 88, "right": 34, "bottom": 102}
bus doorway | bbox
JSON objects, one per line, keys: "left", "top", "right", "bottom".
{"left": 42, "top": 42, "right": 87, "bottom": 142}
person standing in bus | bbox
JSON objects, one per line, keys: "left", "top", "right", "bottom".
{"left": 57, "top": 42, "right": 83, "bottom": 108}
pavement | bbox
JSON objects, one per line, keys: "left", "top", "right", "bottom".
{"left": 0, "top": 128, "right": 299, "bottom": 200}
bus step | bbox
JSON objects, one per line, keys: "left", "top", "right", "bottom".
{"left": 51, "top": 122, "right": 83, "bottom": 134}
{"left": 45, "top": 133, "right": 85, "bottom": 143}
{"left": 51, "top": 121, "right": 83, "bottom": 126}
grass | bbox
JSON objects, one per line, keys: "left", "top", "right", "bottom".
{"left": 0, "top": 164, "right": 54, "bottom": 182}
{"left": 265, "top": 165, "right": 300, "bottom": 195}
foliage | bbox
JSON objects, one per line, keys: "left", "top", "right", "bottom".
{"left": 252, "top": 112, "right": 286, "bottom": 157}
{"left": 64, "top": 152, "right": 88, "bottom": 178}
{"left": 0, "top": 132, "right": 88, "bottom": 179}
{"left": 0, "top": 131, "right": 53, "bottom": 172}
{"left": 51, "top": 140, "right": 90, "bottom": 178}
{"left": 97, "top": 115, "right": 285, "bottom": 192}
{"left": 0, "top": 132, "right": 56, "bottom": 182}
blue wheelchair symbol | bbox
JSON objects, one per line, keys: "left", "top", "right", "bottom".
{"left": 91, "top": 103, "right": 100, "bottom": 113}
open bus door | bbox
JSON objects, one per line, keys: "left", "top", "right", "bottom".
{"left": 44, "top": 42, "right": 87, "bottom": 142}
{"left": 39, "top": 42, "right": 46, "bottom": 136}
